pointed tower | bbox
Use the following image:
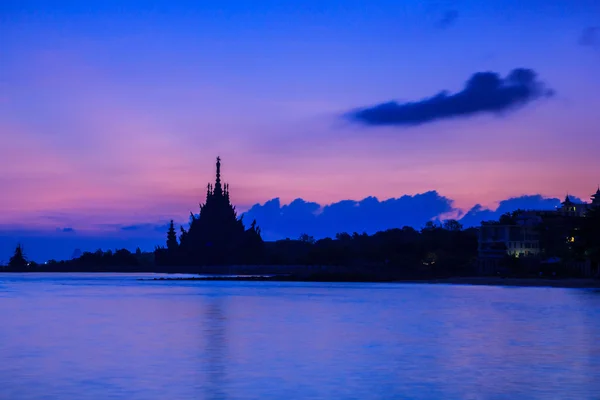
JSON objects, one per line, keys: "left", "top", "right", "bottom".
{"left": 591, "top": 186, "right": 600, "bottom": 207}
{"left": 559, "top": 193, "right": 577, "bottom": 216}
{"left": 214, "top": 156, "right": 223, "bottom": 196}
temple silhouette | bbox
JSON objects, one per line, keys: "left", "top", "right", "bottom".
{"left": 155, "top": 157, "right": 264, "bottom": 267}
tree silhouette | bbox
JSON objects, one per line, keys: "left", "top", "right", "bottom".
{"left": 9, "top": 244, "right": 27, "bottom": 269}
{"left": 299, "top": 233, "right": 316, "bottom": 244}
{"left": 166, "top": 220, "right": 179, "bottom": 251}
{"left": 443, "top": 219, "right": 463, "bottom": 231}
{"left": 499, "top": 210, "right": 524, "bottom": 225}
{"left": 422, "top": 220, "right": 438, "bottom": 231}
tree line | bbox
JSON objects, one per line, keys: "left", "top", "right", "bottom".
{"left": 1, "top": 219, "right": 478, "bottom": 278}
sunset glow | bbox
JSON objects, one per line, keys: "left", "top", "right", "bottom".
{"left": 2, "top": 1, "right": 600, "bottom": 260}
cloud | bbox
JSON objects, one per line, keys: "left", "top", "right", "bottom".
{"left": 120, "top": 223, "right": 171, "bottom": 232}
{"left": 58, "top": 227, "right": 76, "bottom": 233}
{"left": 579, "top": 26, "right": 600, "bottom": 48}
{"left": 242, "top": 192, "right": 455, "bottom": 240}
{"left": 346, "top": 68, "right": 554, "bottom": 127}
{"left": 436, "top": 10, "right": 458, "bottom": 29}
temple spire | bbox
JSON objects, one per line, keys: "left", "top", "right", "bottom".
{"left": 591, "top": 186, "right": 600, "bottom": 206}
{"left": 214, "top": 156, "right": 223, "bottom": 195}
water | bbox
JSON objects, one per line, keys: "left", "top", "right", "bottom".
{"left": 1, "top": 273, "right": 599, "bottom": 400}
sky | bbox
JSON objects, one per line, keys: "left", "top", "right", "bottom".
{"left": 1, "top": 0, "right": 600, "bottom": 261}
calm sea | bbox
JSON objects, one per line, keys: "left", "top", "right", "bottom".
{"left": 1, "top": 273, "right": 599, "bottom": 400}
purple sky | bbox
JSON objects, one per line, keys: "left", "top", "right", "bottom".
{"left": 1, "top": 1, "right": 600, "bottom": 261}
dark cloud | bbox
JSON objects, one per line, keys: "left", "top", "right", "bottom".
{"left": 58, "top": 227, "right": 76, "bottom": 233}
{"left": 242, "top": 192, "right": 455, "bottom": 240}
{"left": 436, "top": 10, "right": 458, "bottom": 29}
{"left": 346, "top": 68, "right": 554, "bottom": 127}
{"left": 120, "top": 225, "right": 141, "bottom": 231}
{"left": 579, "top": 26, "right": 600, "bottom": 48}
{"left": 120, "top": 223, "right": 171, "bottom": 233}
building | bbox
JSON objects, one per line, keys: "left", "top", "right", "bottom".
{"left": 477, "top": 212, "right": 542, "bottom": 274}
{"left": 477, "top": 187, "right": 600, "bottom": 275}
{"left": 155, "top": 157, "right": 264, "bottom": 267}
{"left": 556, "top": 187, "right": 600, "bottom": 216}
{"left": 557, "top": 195, "right": 589, "bottom": 217}
{"left": 589, "top": 187, "right": 600, "bottom": 208}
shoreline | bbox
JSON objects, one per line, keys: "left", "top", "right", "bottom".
{"left": 141, "top": 275, "right": 600, "bottom": 288}
{"left": 412, "top": 277, "right": 600, "bottom": 288}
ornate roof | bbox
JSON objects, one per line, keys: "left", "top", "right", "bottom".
{"left": 592, "top": 186, "right": 600, "bottom": 204}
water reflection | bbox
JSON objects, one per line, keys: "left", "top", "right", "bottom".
{"left": 0, "top": 275, "right": 599, "bottom": 400}
{"left": 202, "top": 296, "right": 228, "bottom": 400}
